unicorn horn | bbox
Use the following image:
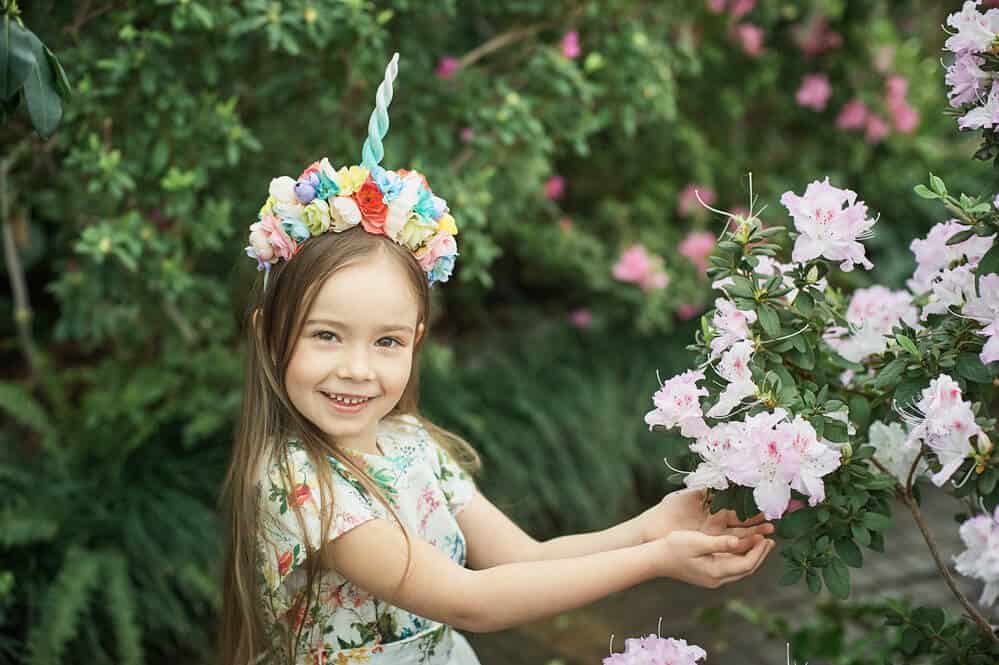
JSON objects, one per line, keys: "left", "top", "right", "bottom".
{"left": 361, "top": 52, "right": 400, "bottom": 170}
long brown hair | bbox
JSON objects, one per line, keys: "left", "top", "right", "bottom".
{"left": 217, "top": 227, "right": 480, "bottom": 665}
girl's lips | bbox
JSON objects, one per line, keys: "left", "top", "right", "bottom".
{"left": 321, "top": 391, "right": 374, "bottom": 414}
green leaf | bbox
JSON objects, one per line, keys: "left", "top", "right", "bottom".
{"left": 777, "top": 506, "right": 817, "bottom": 538}
{"left": 851, "top": 524, "right": 871, "bottom": 547}
{"left": 913, "top": 184, "right": 938, "bottom": 200}
{"left": 834, "top": 538, "right": 863, "bottom": 568}
{"left": 21, "top": 29, "right": 62, "bottom": 138}
{"left": 862, "top": 512, "right": 892, "bottom": 532}
{"left": 805, "top": 568, "right": 822, "bottom": 594}
{"left": 823, "top": 558, "right": 851, "bottom": 599}
{"left": 1, "top": 16, "right": 36, "bottom": 99}
{"left": 874, "top": 358, "right": 907, "bottom": 390}
{"left": 894, "top": 378, "right": 927, "bottom": 410}
{"left": 43, "top": 45, "right": 72, "bottom": 99}
{"left": 779, "top": 566, "right": 803, "bottom": 586}
{"left": 946, "top": 228, "right": 976, "bottom": 246}
{"left": 848, "top": 395, "right": 871, "bottom": 431}
{"left": 912, "top": 606, "right": 946, "bottom": 632}
{"left": 957, "top": 352, "right": 994, "bottom": 383}
{"left": 757, "top": 303, "right": 781, "bottom": 337}
{"left": 895, "top": 334, "right": 921, "bottom": 359}
{"left": 929, "top": 173, "right": 947, "bottom": 196}
{"left": 794, "top": 290, "right": 814, "bottom": 317}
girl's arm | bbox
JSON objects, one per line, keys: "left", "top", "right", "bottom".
{"left": 457, "top": 490, "right": 773, "bottom": 569}
{"left": 322, "top": 516, "right": 772, "bottom": 633}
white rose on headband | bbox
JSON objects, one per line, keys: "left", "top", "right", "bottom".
{"left": 385, "top": 173, "right": 424, "bottom": 241}
{"left": 329, "top": 196, "right": 362, "bottom": 231}
{"left": 270, "top": 176, "right": 304, "bottom": 220}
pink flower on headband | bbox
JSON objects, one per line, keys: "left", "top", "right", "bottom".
{"left": 417, "top": 232, "right": 458, "bottom": 271}
{"left": 249, "top": 214, "right": 298, "bottom": 262}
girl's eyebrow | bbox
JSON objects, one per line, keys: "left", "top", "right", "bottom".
{"left": 305, "top": 318, "right": 415, "bottom": 334}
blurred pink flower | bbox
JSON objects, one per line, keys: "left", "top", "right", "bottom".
{"left": 864, "top": 114, "right": 890, "bottom": 143}
{"left": 676, "top": 303, "right": 702, "bottom": 320}
{"left": 678, "top": 183, "right": 716, "bottom": 217}
{"left": 796, "top": 73, "right": 832, "bottom": 111}
{"left": 561, "top": 30, "right": 581, "bottom": 59}
{"left": 733, "top": 23, "right": 765, "bottom": 56}
{"left": 568, "top": 307, "right": 593, "bottom": 328}
{"left": 613, "top": 244, "right": 670, "bottom": 291}
{"left": 707, "top": 0, "right": 727, "bottom": 13}
{"left": 835, "top": 98, "right": 869, "bottom": 130}
{"left": 791, "top": 15, "right": 842, "bottom": 56}
{"left": 679, "top": 230, "right": 716, "bottom": 272}
{"left": 459, "top": 127, "right": 475, "bottom": 143}
{"left": 435, "top": 56, "right": 460, "bottom": 79}
{"left": 729, "top": 0, "right": 755, "bottom": 19}
{"left": 890, "top": 100, "right": 919, "bottom": 133}
{"left": 886, "top": 75, "right": 908, "bottom": 102}
{"left": 873, "top": 45, "right": 895, "bottom": 73}
{"left": 545, "top": 175, "right": 565, "bottom": 200}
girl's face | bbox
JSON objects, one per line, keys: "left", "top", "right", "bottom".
{"left": 284, "top": 249, "right": 423, "bottom": 452}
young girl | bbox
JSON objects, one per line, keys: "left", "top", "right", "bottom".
{"left": 218, "top": 54, "right": 776, "bottom": 665}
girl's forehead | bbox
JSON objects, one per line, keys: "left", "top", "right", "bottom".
{"left": 307, "top": 253, "right": 419, "bottom": 325}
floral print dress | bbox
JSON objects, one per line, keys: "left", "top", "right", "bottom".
{"left": 256, "top": 414, "right": 481, "bottom": 665}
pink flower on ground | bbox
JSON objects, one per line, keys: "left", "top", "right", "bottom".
{"left": 779, "top": 177, "right": 877, "bottom": 271}
{"left": 678, "top": 183, "right": 716, "bottom": 217}
{"left": 645, "top": 369, "right": 710, "bottom": 439}
{"left": 796, "top": 73, "right": 832, "bottom": 111}
{"left": 733, "top": 23, "right": 765, "bottom": 56}
{"left": 435, "top": 56, "right": 460, "bottom": 80}
{"left": 568, "top": 307, "right": 593, "bottom": 328}
{"left": 561, "top": 30, "right": 581, "bottom": 59}
{"left": 612, "top": 244, "right": 670, "bottom": 291}
{"left": 864, "top": 114, "right": 890, "bottom": 143}
{"left": 836, "top": 98, "right": 869, "bottom": 130}
{"left": 676, "top": 303, "right": 702, "bottom": 320}
{"left": 545, "top": 175, "right": 565, "bottom": 201}
{"left": 679, "top": 230, "right": 716, "bottom": 272}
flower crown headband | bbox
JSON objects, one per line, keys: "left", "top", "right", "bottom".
{"left": 245, "top": 53, "right": 458, "bottom": 286}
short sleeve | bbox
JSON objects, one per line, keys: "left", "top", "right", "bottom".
{"left": 256, "top": 443, "right": 382, "bottom": 593}
{"left": 426, "top": 436, "right": 477, "bottom": 516}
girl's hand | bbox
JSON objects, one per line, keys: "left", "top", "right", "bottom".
{"left": 654, "top": 529, "right": 774, "bottom": 589}
{"left": 638, "top": 488, "right": 775, "bottom": 543}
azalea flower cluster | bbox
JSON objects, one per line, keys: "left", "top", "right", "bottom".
{"left": 824, "top": 285, "right": 919, "bottom": 363}
{"left": 954, "top": 505, "right": 999, "bottom": 607}
{"left": 603, "top": 634, "right": 706, "bottom": 665}
{"left": 245, "top": 159, "right": 459, "bottom": 285}
{"left": 944, "top": 1, "right": 999, "bottom": 131}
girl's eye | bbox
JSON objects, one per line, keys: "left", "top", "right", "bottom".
{"left": 315, "top": 330, "right": 339, "bottom": 342}
{"left": 376, "top": 337, "right": 403, "bottom": 348}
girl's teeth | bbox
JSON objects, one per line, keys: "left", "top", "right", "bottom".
{"left": 327, "top": 393, "right": 369, "bottom": 405}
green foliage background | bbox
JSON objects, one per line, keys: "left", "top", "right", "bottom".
{"left": 1, "top": 0, "right": 994, "bottom": 663}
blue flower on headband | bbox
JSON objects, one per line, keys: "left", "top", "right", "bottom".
{"left": 414, "top": 186, "right": 437, "bottom": 220}
{"left": 280, "top": 218, "right": 311, "bottom": 243}
{"left": 428, "top": 253, "right": 456, "bottom": 284}
{"left": 371, "top": 164, "right": 403, "bottom": 202}
{"left": 315, "top": 172, "right": 340, "bottom": 200}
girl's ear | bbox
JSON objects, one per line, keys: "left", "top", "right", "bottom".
{"left": 415, "top": 321, "right": 425, "bottom": 345}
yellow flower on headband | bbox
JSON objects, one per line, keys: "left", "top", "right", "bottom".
{"left": 436, "top": 213, "right": 457, "bottom": 236}
{"left": 259, "top": 195, "right": 276, "bottom": 218}
{"left": 333, "top": 166, "right": 370, "bottom": 196}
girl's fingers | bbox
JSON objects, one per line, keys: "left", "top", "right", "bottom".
{"left": 719, "top": 523, "right": 775, "bottom": 539}
{"left": 729, "top": 511, "right": 768, "bottom": 527}
{"left": 710, "top": 537, "right": 770, "bottom": 578}
{"left": 717, "top": 539, "right": 775, "bottom": 585}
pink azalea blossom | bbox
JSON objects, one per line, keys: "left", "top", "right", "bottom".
{"left": 725, "top": 410, "right": 801, "bottom": 519}
{"left": 922, "top": 264, "right": 979, "bottom": 319}
{"left": 959, "top": 80, "right": 999, "bottom": 130}
{"left": 791, "top": 14, "right": 842, "bottom": 56}
{"left": 679, "top": 230, "right": 716, "bottom": 272}
{"left": 545, "top": 175, "right": 566, "bottom": 200}
{"left": 613, "top": 244, "right": 670, "bottom": 291}
{"left": 886, "top": 75, "right": 909, "bottom": 102}
{"left": 733, "top": 23, "right": 765, "bottom": 56}
{"left": 645, "top": 369, "right": 710, "bottom": 438}
{"left": 947, "top": 52, "right": 990, "bottom": 108}
{"left": 706, "top": 0, "right": 727, "bottom": 13}
{"left": 435, "top": 56, "right": 460, "bottom": 79}
{"left": 729, "top": 0, "right": 755, "bottom": 19}
{"left": 796, "top": 73, "right": 832, "bottom": 111}
{"left": 706, "top": 340, "right": 757, "bottom": 418}
{"left": 686, "top": 422, "right": 744, "bottom": 492}
{"left": 889, "top": 100, "right": 919, "bottom": 133}
{"left": 864, "top": 114, "right": 890, "bottom": 144}
{"left": 779, "top": 177, "right": 877, "bottom": 271}
{"left": 561, "top": 30, "right": 581, "bottom": 59}
{"left": 963, "top": 273, "right": 999, "bottom": 364}
{"left": 709, "top": 298, "right": 757, "bottom": 358}
{"left": 868, "top": 420, "right": 928, "bottom": 484}
{"left": 903, "top": 374, "right": 981, "bottom": 487}
{"left": 836, "top": 98, "right": 869, "bottom": 130}
{"left": 568, "top": 307, "right": 593, "bottom": 329}
{"left": 944, "top": 1, "right": 999, "bottom": 54}
{"left": 459, "top": 127, "right": 475, "bottom": 143}
{"left": 678, "top": 183, "right": 716, "bottom": 217}
{"left": 604, "top": 635, "right": 707, "bottom": 665}
{"left": 954, "top": 506, "right": 999, "bottom": 607}
{"left": 826, "top": 286, "right": 919, "bottom": 362}
{"left": 907, "top": 220, "right": 996, "bottom": 294}
{"left": 783, "top": 415, "right": 843, "bottom": 506}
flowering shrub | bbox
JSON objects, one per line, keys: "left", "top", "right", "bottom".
{"left": 643, "top": 4, "right": 999, "bottom": 660}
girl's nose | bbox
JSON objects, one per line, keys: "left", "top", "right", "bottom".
{"left": 336, "top": 347, "right": 375, "bottom": 382}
